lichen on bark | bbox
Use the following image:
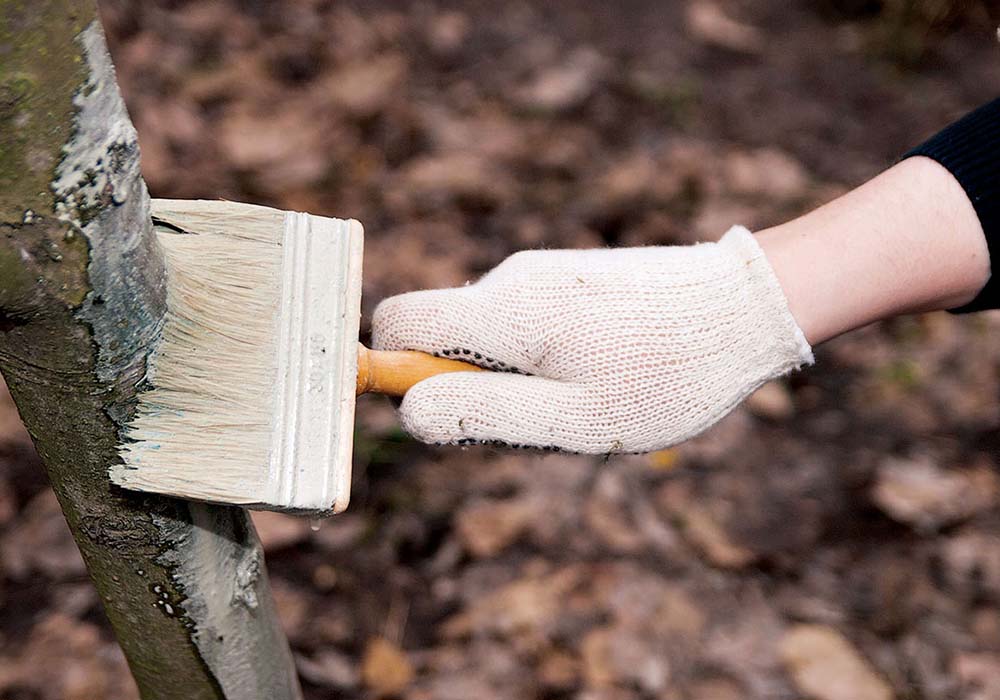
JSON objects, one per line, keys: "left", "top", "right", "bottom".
{"left": 0, "top": 0, "right": 90, "bottom": 224}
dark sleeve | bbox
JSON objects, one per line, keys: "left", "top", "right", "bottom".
{"left": 904, "top": 98, "right": 1000, "bottom": 313}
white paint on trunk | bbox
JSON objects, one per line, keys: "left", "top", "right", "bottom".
{"left": 51, "top": 22, "right": 141, "bottom": 226}
{"left": 51, "top": 21, "right": 165, "bottom": 384}
{"left": 155, "top": 506, "right": 300, "bottom": 700}
{"left": 49, "top": 21, "right": 302, "bottom": 700}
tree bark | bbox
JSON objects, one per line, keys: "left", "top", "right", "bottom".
{"left": 0, "top": 2, "right": 302, "bottom": 698}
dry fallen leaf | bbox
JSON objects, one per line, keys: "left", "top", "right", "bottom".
{"left": 871, "top": 456, "right": 998, "bottom": 531}
{"left": 673, "top": 502, "right": 756, "bottom": 569}
{"left": 361, "top": 637, "right": 415, "bottom": 697}
{"left": 779, "top": 624, "right": 892, "bottom": 700}
{"left": 648, "top": 449, "right": 680, "bottom": 471}
{"left": 391, "top": 153, "right": 515, "bottom": 211}
{"left": 455, "top": 497, "right": 535, "bottom": 557}
{"left": 296, "top": 649, "right": 360, "bottom": 690}
{"left": 724, "top": 148, "right": 810, "bottom": 200}
{"left": 580, "top": 624, "right": 671, "bottom": 694}
{"left": 685, "top": 0, "right": 763, "bottom": 53}
{"left": 324, "top": 53, "right": 408, "bottom": 118}
{"left": 585, "top": 470, "right": 646, "bottom": 553}
{"left": 536, "top": 649, "right": 580, "bottom": 691}
{"left": 442, "top": 566, "right": 584, "bottom": 640}
{"left": 746, "top": 381, "right": 795, "bottom": 421}
{"left": 515, "top": 48, "right": 606, "bottom": 112}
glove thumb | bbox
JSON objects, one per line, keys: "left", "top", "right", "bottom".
{"left": 399, "top": 370, "right": 607, "bottom": 452}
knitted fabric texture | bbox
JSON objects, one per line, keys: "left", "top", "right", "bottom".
{"left": 372, "top": 226, "right": 813, "bottom": 454}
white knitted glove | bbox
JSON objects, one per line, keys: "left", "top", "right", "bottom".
{"left": 372, "top": 226, "right": 813, "bottom": 454}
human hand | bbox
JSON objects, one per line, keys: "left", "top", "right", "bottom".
{"left": 371, "top": 226, "right": 812, "bottom": 453}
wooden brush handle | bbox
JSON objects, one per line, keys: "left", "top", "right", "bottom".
{"left": 356, "top": 344, "right": 484, "bottom": 396}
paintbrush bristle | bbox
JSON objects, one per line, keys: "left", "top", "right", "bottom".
{"left": 110, "top": 200, "right": 364, "bottom": 515}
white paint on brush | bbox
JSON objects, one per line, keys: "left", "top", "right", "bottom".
{"left": 110, "top": 199, "right": 364, "bottom": 515}
{"left": 270, "top": 211, "right": 361, "bottom": 512}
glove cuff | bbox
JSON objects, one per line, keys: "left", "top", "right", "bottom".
{"left": 717, "top": 225, "right": 815, "bottom": 369}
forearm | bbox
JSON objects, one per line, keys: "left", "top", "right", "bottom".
{"left": 757, "top": 156, "right": 990, "bottom": 345}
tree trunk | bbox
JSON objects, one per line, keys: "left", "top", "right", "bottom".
{"left": 0, "top": 2, "right": 303, "bottom": 698}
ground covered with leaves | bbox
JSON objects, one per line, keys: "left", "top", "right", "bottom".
{"left": 2, "top": 1, "right": 1000, "bottom": 698}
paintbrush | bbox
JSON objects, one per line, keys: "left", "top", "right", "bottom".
{"left": 110, "top": 199, "right": 482, "bottom": 515}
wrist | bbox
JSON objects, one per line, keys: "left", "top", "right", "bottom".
{"left": 754, "top": 157, "right": 989, "bottom": 345}
{"left": 717, "top": 226, "right": 814, "bottom": 366}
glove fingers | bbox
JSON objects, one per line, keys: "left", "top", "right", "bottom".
{"left": 399, "top": 371, "right": 615, "bottom": 453}
{"left": 372, "top": 288, "right": 531, "bottom": 373}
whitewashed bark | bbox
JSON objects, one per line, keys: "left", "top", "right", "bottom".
{"left": 0, "top": 3, "right": 303, "bottom": 698}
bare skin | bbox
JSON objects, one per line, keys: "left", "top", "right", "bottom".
{"left": 756, "top": 156, "right": 990, "bottom": 345}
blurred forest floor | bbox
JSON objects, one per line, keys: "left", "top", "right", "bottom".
{"left": 3, "top": 1, "right": 1000, "bottom": 698}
